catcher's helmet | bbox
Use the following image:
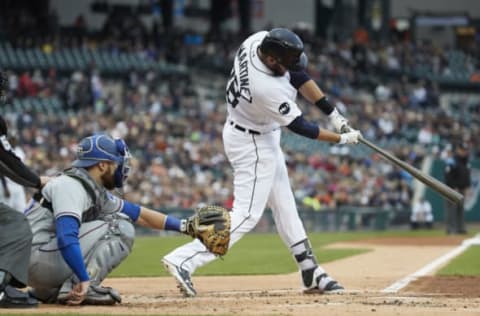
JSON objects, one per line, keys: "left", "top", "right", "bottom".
{"left": 259, "top": 28, "right": 308, "bottom": 71}
{"left": 72, "top": 134, "right": 131, "bottom": 188}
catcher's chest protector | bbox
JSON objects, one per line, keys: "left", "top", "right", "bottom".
{"left": 63, "top": 167, "right": 109, "bottom": 222}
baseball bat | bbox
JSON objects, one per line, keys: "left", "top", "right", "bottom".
{"left": 359, "top": 136, "right": 464, "bottom": 205}
{"left": 341, "top": 126, "right": 464, "bottom": 205}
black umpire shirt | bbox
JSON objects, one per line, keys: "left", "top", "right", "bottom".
{"left": 0, "top": 116, "right": 40, "bottom": 189}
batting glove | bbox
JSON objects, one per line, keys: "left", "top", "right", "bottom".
{"left": 339, "top": 130, "right": 362, "bottom": 145}
{"left": 328, "top": 108, "right": 349, "bottom": 133}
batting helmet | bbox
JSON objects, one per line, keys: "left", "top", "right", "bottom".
{"left": 259, "top": 28, "right": 308, "bottom": 71}
{"left": 72, "top": 134, "right": 132, "bottom": 188}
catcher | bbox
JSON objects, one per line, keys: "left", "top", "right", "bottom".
{"left": 25, "top": 133, "right": 230, "bottom": 305}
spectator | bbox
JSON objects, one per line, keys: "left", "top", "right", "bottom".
{"left": 410, "top": 197, "right": 433, "bottom": 229}
{"left": 0, "top": 22, "right": 477, "bottom": 219}
{"left": 444, "top": 143, "right": 471, "bottom": 234}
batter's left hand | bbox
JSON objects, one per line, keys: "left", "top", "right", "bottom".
{"left": 328, "top": 108, "right": 349, "bottom": 133}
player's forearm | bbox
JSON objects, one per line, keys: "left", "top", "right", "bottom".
{"left": 137, "top": 207, "right": 189, "bottom": 234}
{"left": 287, "top": 116, "right": 344, "bottom": 144}
{"left": 298, "top": 80, "right": 338, "bottom": 117}
{"left": 298, "top": 79, "right": 325, "bottom": 104}
{"left": 317, "top": 128, "right": 341, "bottom": 143}
{"left": 137, "top": 207, "right": 167, "bottom": 229}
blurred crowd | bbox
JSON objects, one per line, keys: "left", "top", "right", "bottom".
{"left": 2, "top": 63, "right": 477, "bottom": 213}
{"left": 0, "top": 7, "right": 478, "bottom": 213}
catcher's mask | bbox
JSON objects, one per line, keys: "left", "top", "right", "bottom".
{"left": 72, "top": 134, "right": 132, "bottom": 188}
{"left": 259, "top": 28, "right": 308, "bottom": 71}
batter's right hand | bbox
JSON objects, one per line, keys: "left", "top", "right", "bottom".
{"left": 65, "top": 280, "right": 90, "bottom": 305}
{"left": 338, "top": 130, "right": 362, "bottom": 145}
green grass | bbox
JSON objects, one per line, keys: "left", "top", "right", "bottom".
{"left": 111, "top": 229, "right": 455, "bottom": 277}
{"left": 438, "top": 245, "right": 480, "bottom": 276}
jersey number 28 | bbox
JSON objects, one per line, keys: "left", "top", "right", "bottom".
{"left": 226, "top": 68, "right": 240, "bottom": 108}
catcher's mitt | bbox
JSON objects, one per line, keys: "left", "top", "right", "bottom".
{"left": 182, "top": 205, "right": 231, "bottom": 256}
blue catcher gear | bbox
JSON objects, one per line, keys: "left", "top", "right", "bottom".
{"left": 72, "top": 134, "right": 131, "bottom": 188}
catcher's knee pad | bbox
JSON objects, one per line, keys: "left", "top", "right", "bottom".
{"left": 85, "top": 219, "right": 135, "bottom": 284}
{"left": 112, "top": 218, "right": 135, "bottom": 249}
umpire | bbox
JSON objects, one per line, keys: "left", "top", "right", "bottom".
{"left": 0, "top": 71, "right": 41, "bottom": 308}
{"left": 444, "top": 143, "right": 471, "bottom": 235}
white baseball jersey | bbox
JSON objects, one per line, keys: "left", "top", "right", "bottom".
{"left": 163, "top": 31, "right": 333, "bottom": 282}
{"left": 226, "top": 31, "right": 302, "bottom": 132}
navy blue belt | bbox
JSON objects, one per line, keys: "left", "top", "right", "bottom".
{"left": 230, "top": 121, "right": 260, "bottom": 135}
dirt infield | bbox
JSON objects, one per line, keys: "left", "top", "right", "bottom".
{"left": 6, "top": 235, "right": 480, "bottom": 315}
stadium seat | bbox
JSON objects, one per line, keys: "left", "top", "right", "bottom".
{"left": 52, "top": 51, "right": 68, "bottom": 71}
{"left": 15, "top": 48, "right": 29, "bottom": 69}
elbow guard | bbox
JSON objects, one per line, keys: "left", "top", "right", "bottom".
{"left": 287, "top": 116, "right": 319, "bottom": 139}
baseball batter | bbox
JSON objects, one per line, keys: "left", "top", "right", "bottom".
{"left": 163, "top": 28, "right": 361, "bottom": 296}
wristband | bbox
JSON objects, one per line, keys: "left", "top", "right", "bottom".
{"left": 165, "top": 215, "right": 182, "bottom": 232}
{"left": 315, "top": 97, "right": 334, "bottom": 115}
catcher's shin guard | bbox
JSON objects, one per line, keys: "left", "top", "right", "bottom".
{"left": 86, "top": 218, "right": 135, "bottom": 285}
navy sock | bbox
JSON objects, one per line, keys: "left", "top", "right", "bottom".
{"left": 164, "top": 216, "right": 181, "bottom": 232}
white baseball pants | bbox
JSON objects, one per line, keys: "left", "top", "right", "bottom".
{"left": 163, "top": 121, "right": 309, "bottom": 273}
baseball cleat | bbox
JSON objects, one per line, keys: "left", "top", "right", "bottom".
{"left": 323, "top": 280, "right": 345, "bottom": 293}
{"left": 303, "top": 270, "right": 345, "bottom": 294}
{"left": 162, "top": 259, "right": 197, "bottom": 297}
{"left": 0, "top": 286, "right": 38, "bottom": 308}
